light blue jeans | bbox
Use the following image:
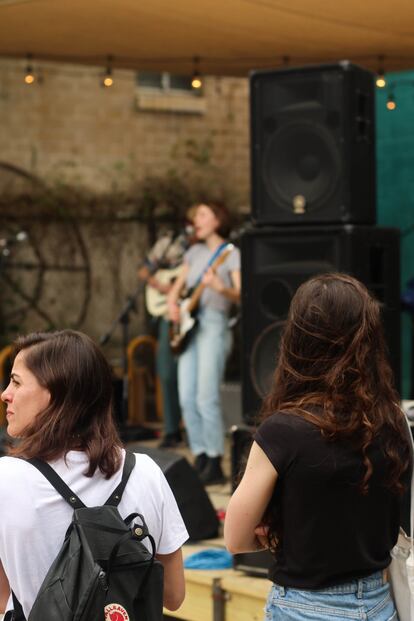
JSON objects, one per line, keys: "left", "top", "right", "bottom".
{"left": 177, "top": 307, "right": 231, "bottom": 457}
{"left": 265, "top": 572, "right": 397, "bottom": 620}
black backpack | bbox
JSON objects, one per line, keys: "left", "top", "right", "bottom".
{"left": 8, "top": 451, "right": 164, "bottom": 621}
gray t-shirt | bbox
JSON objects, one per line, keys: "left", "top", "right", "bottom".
{"left": 184, "top": 242, "right": 241, "bottom": 313}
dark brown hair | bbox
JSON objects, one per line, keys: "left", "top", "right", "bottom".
{"left": 262, "top": 273, "right": 410, "bottom": 495}
{"left": 197, "top": 201, "right": 232, "bottom": 238}
{"left": 8, "top": 330, "right": 122, "bottom": 478}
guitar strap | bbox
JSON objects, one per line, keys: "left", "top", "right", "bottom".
{"left": 193, "top": 242, "right": 231, "bottom": 287}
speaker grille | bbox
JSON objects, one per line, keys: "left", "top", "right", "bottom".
{"left": 263, "top": 120, "right": 341, "bottom": 214}
{"left": 241, "top": 226, "right": 401, "bottom": 423}
{"left": 251, "top": 63, "right": 376, "bottom": 224}
{"left": 251, "top": 320, "right": 285, "bottom": 398}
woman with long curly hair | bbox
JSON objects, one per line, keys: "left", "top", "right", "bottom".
{"left": 225, "top": 273, "right": 411, "bottom": 621}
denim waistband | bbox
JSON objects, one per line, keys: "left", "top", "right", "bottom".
{"left": 274, "top": 571, "right": 387, "bottom": 598}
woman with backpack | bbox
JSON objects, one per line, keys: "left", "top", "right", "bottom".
{"left": 0, "top": 330, "right": 188, "bottom": 620}
{"left": 224, "top": 273, "right": 411, "bottom": 621}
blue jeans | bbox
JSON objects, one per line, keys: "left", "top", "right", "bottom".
{"left": 178, "top": 308, "right": 231, "bottom": 457}
{"left": 265, "top": 572, "right": 397, "bottom": 620}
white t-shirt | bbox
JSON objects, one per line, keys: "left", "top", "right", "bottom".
{"left": 0, "top": 449, "right": 189, "bottom": 617}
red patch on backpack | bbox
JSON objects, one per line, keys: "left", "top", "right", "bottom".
{"left": 104, "top": 603, "right": 130, "bottom": 621}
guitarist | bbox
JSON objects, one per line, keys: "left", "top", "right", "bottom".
{"left": 138, "top": 224, "right": 193, "bottom": 449}
{"left": 167, "top": 202, "right": 241, "bottom": 485}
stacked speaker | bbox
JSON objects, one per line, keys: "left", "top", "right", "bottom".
{"left": 241, "top": 60, "right": 401, "bottom": 423}
{"left": 234, "top": 60, "right": 401, "bottom": 576}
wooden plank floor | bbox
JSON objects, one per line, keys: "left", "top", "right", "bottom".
{"left": 163, "top": 543, "right": 269, "bottom": 621}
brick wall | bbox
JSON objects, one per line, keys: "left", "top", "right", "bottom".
{"left": 0, "top": 58, "right": 250, "bottom": 354}
{"left": 0, "top": 58, "right": 250, "bottom": 201}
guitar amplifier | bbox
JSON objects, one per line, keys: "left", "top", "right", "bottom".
{"left": 230, "top": 425, "right": 274, "bottom": 577}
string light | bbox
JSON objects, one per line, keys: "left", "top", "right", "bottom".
{"left": 386, "top": 92, "right": 396, "bottom": 111}
{"left": 376, "top": 55, "right": 386, "bottom": 88}
{"left": 376, "top": 72, "right": 386, "bottom": 88}
{"left": 191, "top": 56, "right": 202, "bottom": 90}
{"left": 101, "top": 55, "right": 114, "bottom": 87}
{"left": 24, "top": 53, "right": 35, "bottom": 85}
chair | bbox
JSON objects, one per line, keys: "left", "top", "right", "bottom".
{"left": 127, "top": 335, "right": 162, "bottom": 426}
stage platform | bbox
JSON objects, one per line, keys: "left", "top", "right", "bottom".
{"left": 163, "top": 543, "right": 269, "bottom": 621}
{"left": 131, "top": 434, "right": 271, "bottom": 621}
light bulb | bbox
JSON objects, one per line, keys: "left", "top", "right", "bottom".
{"left": 376, "top": 75, "right": 386, "bottom": 88}
{"left": 191, "top": 75, "right": 202, "bottom": 89}
{"left": 386, "top": 93, "right": 396, "bottom": 110}
{"left": 24, "top": 54, "right": 35, "bottom": 84}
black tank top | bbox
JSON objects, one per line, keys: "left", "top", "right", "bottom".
{"left": 254, "top": 411, "right": 409, "bottom": 589}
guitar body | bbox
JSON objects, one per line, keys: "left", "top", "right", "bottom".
{"left": 145, "top": 266, "right": 183, "bottom": 317}
{"left": 169, "top": 243, "right": 235, "bottom": 355}
{"left": 169, "top": 298, "right": 198, "bottom": 355}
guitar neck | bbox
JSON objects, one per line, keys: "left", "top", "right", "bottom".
{"left": 186, "top": 243, "right": 234, "bottom": 313}
{"left": 187, "top": 282, "right": 206, "bottom": 313}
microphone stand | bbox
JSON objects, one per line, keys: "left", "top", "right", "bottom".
{"left": 100, "top": 281, "right": 155, "bottom": 442}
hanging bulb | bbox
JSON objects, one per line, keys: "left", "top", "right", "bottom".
{"left": 103, "top": 71, "right": 113, "bottom": 87}
{"left": 24, "top": 54, "right": 35, "bottom": 85}
{"left": 191, "top": 56, "right": 202, "bottom": 89}
{"left": 102, "top": 55, "right": 114, "bottom": 87}
{"left": 386, "top": 93, "right": 396, "bottom": 111}
{"left": 376, "top": 72, "right": 386, "bottom": 88}
{"left": 376, "top": 55, "right": 386, "bottom": 88}
{"left": 191, "top": 71, "right": 202, "bottom": 89}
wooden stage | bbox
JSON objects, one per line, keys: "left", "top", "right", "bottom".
{"left": 132, "top": 435, "right": 271, "bottom": 621}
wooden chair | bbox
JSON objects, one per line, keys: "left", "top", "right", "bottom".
{"left": 0, "top": 345, "right": 13, "bottom": 425}
{"left": 127, "top": 335, "right": 162, "bottom": 426}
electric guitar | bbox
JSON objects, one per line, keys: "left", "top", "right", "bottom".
{"left": 145, "top": 266, "right": 183, "bottom": 317}
{"left": 169, "top": 244, "right": 235, "bottom": 354}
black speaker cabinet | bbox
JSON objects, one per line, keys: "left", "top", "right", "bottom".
{"left": 129, "top": 445, "right": 219, "bottom": 541}
{"left": 241, "top": 226, "right": 401, "bottom": 424}
{"left": 250, "top": 61, "right": 376, "bottom": 225}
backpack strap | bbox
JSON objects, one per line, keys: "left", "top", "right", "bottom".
{"left": 26, "top": 450, "right": 135, "bottom": 510}
{"left": 27, "top": 458, "right": 86, "bottom": 509}
{"left": 7, "top": 592, "right": 26, "bottom": 621}
{"left": 105, "top": 450, "right": 136, "bottom": 506}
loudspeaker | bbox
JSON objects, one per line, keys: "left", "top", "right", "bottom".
{"left": 250, "top": 61, "right": 376, "bottom": 225}
{"left": 221, "top": 382, "right": 243, "bottom": 428}
{"left": 129, "top": 445, "right": 219, "bottom": 541}
{"left": 241, "top": 226, "right": 401, "bottom": 424}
